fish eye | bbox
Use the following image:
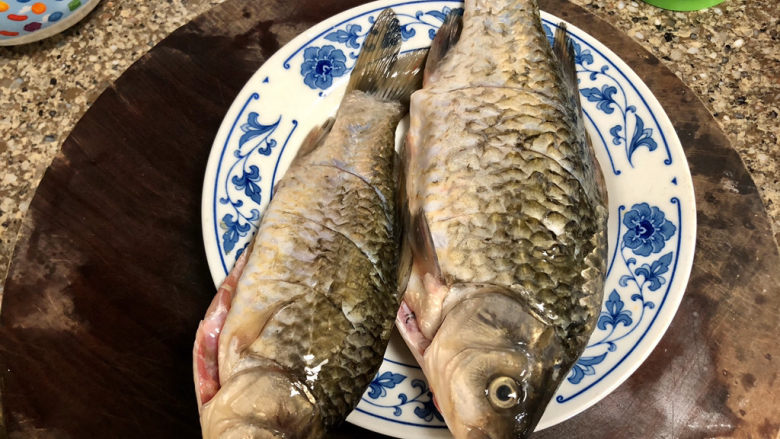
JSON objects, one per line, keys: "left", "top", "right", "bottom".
{"left": 487, "top": 376, "right": 521, "bottom": 409}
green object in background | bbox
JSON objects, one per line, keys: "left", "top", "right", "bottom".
{"left": 642, "top": 0, "right": 725, "bottom": 10}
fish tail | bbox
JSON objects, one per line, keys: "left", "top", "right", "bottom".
{"left": 345, "top": 8, "right": 427, "bottom": 104}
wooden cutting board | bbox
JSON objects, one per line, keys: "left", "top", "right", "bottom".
{"left": 1, "top": 0, "right": 777, "bottom": 437}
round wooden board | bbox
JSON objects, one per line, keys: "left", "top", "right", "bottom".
{"left": 1, "top": 0, "right": 777, "bottom": 437}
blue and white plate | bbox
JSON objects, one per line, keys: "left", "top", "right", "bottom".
{"left": 201, "top": 1, "right": 696, "bottom": 436}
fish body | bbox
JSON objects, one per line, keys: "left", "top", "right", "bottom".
{"left": 193, "top": 10, "right": 427, "bottom": 438}
{"left": 398, "top": 1, "right": 609, "bottom": 437}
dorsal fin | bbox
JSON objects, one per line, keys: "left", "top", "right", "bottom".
{"left": 553, "top": 23, "right": 581, "bottom": 110}
{"left": 293, "top": 117, "right": 334, "bottom": 163}
{"left": 424, "top": 11, "right": 463, "bottom": 85}
{"left": 396, "top": 136, "right": 412, "bottom": 296}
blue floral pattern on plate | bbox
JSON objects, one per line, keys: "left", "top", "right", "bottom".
{"left": 622, "top": 202, "right": 677, "bottom": 257}
{"left": 363, "top": 370, "right": 444, "bottom": 422}
{"left": 563, "top": 201, "right": 677, "bottom": 390}
{"left": 301, "top": 45, "right": 348, "bottom": 90}
{"left": 202, "top": 1, "right": 696, "bottom": 435}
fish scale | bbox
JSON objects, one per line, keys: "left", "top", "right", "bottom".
{"left": 194, "top": 9, "right": 429, "bottom": 438}
{"left": 269, "top": 174, "right": 396, "bottom": 283}
{"left": 218, "top": 93, "right": 402, "bottom": 425}
{"left": 398, "top": 0, "right": 608, "bottom": 437}
{"left": 422, "top": 2, "right": 604, "bottom": 206}
{"left": 408, "top": 7, "right": 606, "bottom": 349}
{"left": 415, "top": 88, "right": 597, "bottom": 213}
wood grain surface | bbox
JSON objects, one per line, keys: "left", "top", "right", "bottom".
{"left": 0, "top": 0, "right": 777, "bottom": 437}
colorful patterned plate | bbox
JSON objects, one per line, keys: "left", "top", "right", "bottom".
{"left": 201, "top": 1, "right": 697, "bottom": 436}
{"left": 0, "top": 0, "right": 99, "bottom": 45}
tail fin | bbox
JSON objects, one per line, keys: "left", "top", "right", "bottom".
{"left": 553, "top": 23, "right": 581, "bottom": 111}
{"left": 346, "top": 8, "right": 427, "bottom": 103}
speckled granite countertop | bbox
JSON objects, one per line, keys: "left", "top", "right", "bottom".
{"left": 0, "top": 0, "right": 778, "bottom": 292}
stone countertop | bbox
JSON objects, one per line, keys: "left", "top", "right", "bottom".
{"left": 0, "top": 0, "right": 777, "bottom": 292}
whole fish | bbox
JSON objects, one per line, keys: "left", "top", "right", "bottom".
{"left": 192, "top": 9, "right": 427, "bottom": 438}
{"left": 397, "top": 1, "right": 609, "bottom": 438}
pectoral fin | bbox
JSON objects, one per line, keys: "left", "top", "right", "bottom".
{"left": 193, "top": 241, "right": 253, "bottom": 410}
{"left": 396, "top": 300, "right": 431, "bottom": 365}
{"left": 409, "top": 207, "right": 442, "bottom": 282}
{"left": 293, "top": 118, "right": 335, "bottom": 164}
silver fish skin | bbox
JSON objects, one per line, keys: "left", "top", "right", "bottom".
{"left": 397, "top": 1, "right": 609, "bottom": 437}
{"left": 192, "top": 9, "right": 427, "bottom": 439}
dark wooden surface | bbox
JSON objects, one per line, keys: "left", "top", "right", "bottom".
{"left": 0, "top": 0, "right": 777, "bottom": 437}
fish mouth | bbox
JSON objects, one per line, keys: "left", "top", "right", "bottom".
{"left": 219, "top": 422, "right": 290, "bottom": 439}
{"left": 465, "top": 419, "right": 535, "bottom": 439}
{"left": 465, "top": 424, "right": 536, "bottom": 439}
{"left": 199, "top": 364, "right": 323, "bottom": 439}
{"left": 466, "top": 427, "right": 492, "bottom": 439}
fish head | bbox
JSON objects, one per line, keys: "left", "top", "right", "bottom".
{"left": 424, "top": 290, "right": 568, "bottom": 439}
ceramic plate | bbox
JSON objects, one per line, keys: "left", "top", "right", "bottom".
{"left": 201, "top": 1, "right": 696, "bottom": 436}
{"left": 0, "top": 0, "right": 100, "bottom": 46}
